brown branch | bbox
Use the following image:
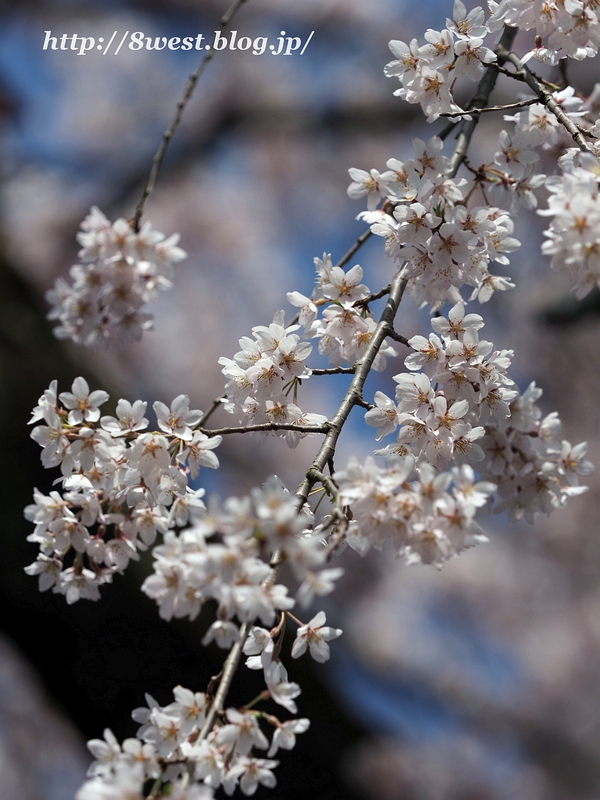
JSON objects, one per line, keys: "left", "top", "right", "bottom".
{"left": 198, "top": 394, "right": 226, "bottom": 427}
{"left": 448, "top": 26, "right": 519, "bottom": 178}
{"left": 352, "top": 283, "right": 392, "bottom": 308}
{"left": 197, "top": 621, "right": 250, "bottom": 740}
{"left": 336, "top": 228, "right": 373, "bottom": 270}
{"left": 200, "top": 421, "right": 329, "bottom": 436}
{"left": 295, "top": 271, "right": 408, "bottom": 504}
{"left": 190, "top": 25, "right": 530, "bottom": 732}
{"left": 130, "top": 0, "right": 249, "bottom": 230}
{"left": 311, "top": 367, "right": 356, "bottom": 375}
{"left": 440, "top": 97, "right": 539, "bottom": 117}
{"left": 387, "top": 329, "right": 411, "bottom": 346}
{"left": 308, "top": 469, "right": 339, "bottom": 499}
{"left": 323, "top": 514, "right": 350, "bottom": 558}
{"left": 488, "top": 62, "right": 528, "bottom": 80}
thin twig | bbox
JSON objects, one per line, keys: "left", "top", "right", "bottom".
{"left": 488, "top": 62, "right": 527, "bottom": 80}
{"left": 387, "top": 329, "right": 411, "bottom": 346}
{"left": 311, "top": 367, "right": 356, "bottom": 375}
{"left": 355, "top": 397, "right": 375, "bottom": 410}
{"left": 198, "top": 622, "right": 249, "bottom": 740}
{"left": 324, "top": 514, "right": 350, "bottom": 559}
{"left": 307, "top": 469, "right": 338, "bottom": 499}
{"left": 131, "top": 0, "right": 249, "bottom": 230}
{"left": 336, "top": 229, "right": 373, "bottom": 270}
{"left": 353, "top": 283, "right": 392, "bottom": 308}
{"left": 200, "top": 422, "right": 329, "bottom": 436}
{"left": 440, "top": 97, "right": 538, "bottom": 117}
{"left": 198, "top": 394, "right": 226, "bottom": 427}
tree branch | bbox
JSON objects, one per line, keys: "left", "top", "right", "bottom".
{"left": 190, "top": 26, "right": 531, "bottom": 730}
{"left": 307, "top": 469, "right": 339, "bottom": 499}
{"left": 448, "top": 25, "right": 518, "bottom": 178}
{"left": 131, "top": 0, "right": 249, "bottom": 230}
{"left": 200, "top": 422, "right": 329, "bottom": 435}
{"left": 336, "top": 228, "right": 373, "bottom": 270}
{"left": 295, "top": 272, "right": 408, "bottom": 504}
{"left": 197, "top": 621, "right": 250, "bottom": 740}
{"left": 198, "top": 394, "right": 226, "bottom": 427}
{"left": 440, "top": 97, "right": 539, "bottom": 117}
{"left": 311, "top": 367, "right": 356, "bottom": 375}
{"left": 387, "top": 329, "right": 411, "bottom": 346}
{"left": 353, "top": 284, "right": 392, "bottom": 308}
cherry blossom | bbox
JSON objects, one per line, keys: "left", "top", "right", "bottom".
{"left": 47, "top": 207, "right": 186, "bottom": 345}
{"left": 291, "top": 611, "right": 343, "bottom": 663}
{"left": 27, "top": 5, "right": 600, "bottom": 798}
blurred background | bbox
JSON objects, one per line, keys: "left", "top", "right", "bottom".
{"left": 0, "top": 0, "right": 599, "bottom": 798}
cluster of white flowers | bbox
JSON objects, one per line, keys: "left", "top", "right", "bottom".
{"left": 488, "top": 0, "right": 600, "bottom": 63}
{"left": 360, "top": 302, "right": 593, "bottom": 526}
{"left": 474, "top": 86, "right": 593, "bottom": 213}
{"left": 486, "top": 83, "right": 600, "bottom": 297}
{"left": 365, "top": 301, "right": 515, "bottom": 465}
{"left": 383, "top": 0, "right": 497, "bottom": 121}
{"left": 348, "top": 136, "right": 520, "bottom": 310}
{"left": 141, "top": 475, "right": 344, "bottom": 629}
{"left": 46, "top": 207, "right": 186, "bottom": 345}
{"left": 77, "top": 684, "right": 311, "bottom": 799}
{"left": 220, "top": 258, "right": 399, "bottom": 440}
{"left": 334, "top": 455, "right": 494, "bottom": 569}
{"left": 242, "top": 609, "right": 341, "bottom": 711}
{"left": 25, "top": 380, "right": 348, "bottom": 799}
{"left": 288, "top": 254, "right": 397, "bottom": 370}
{"left": 480, "top": 379, "right": 594, "bottom": 521}
{"left": 539, "top": 149, "right": 600, "bottom": 297}
{"left": 219, "top": 310, "right": 328, "bottom": 447}
{"left": 27, "top": 3, "right": 600, "bottom": 797}
{"left": 25, "top": 377, "right": 220, "bottom": 602}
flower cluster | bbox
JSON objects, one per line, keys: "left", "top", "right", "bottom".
{"left": 242, "top": 610, "right": 341, "bottom": 711}
{"left": 25, "top": 378, "right": 346, "bottom": 695}
{"left": 366, "top": 301, "right": 516, "bottom": 466}
{"left": 46, "top": 207, "right": 186, "bottom": 345}
{"left": 488, "top": 0, "right": 600, "bottom": 63}
{"left": 471, "top": 86, "right": 591, "bottom": 212}
{"left": 77, "top": 684, "right": 311, "bottom": 798}
{"left": 25, "top": 378, "right": 220, "bottom": 602}
{"left": 219, "top": 310, "right": 328, "bottom": 446}
{"left": 142, "top": 476, "right": 344, "bottom": 627}
{"left": 28, "top": 2, "right": 600, "bottom": 797}
{"left": 479, "top": 380, "right": 594, "bottom": 522}
{"left": 363, "top": 302, "right": 593, "bottom": 524}
{"left": 220, "top": 258, "right": 399, "bottom": 440}
{"left": 349, "top": 136, "right": 520, "bottom": 310}
{"left": 335, "top": 455, "right": 494, "bottom": 569}
{"left": 27, "top": 381, "right": 347, "bottom": 799}
{"left": 384, "top": 0, "right": 497, "bottom": 121}
{"left": 539, "top": 150, "right": 600, "bottom": 297}
{"left": 288, "top": 255, "right": 397, "bottom": 370}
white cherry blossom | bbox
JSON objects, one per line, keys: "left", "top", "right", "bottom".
{"left": 291, "top": 611, "right": 343, "bottom": 663}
